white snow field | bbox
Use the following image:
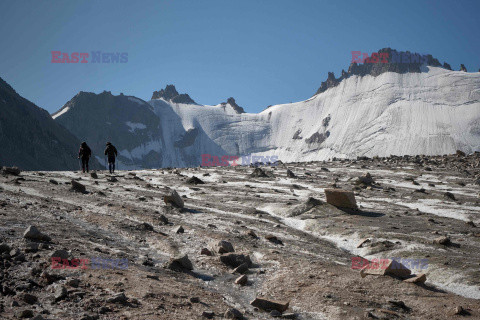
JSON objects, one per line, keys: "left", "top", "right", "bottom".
{"left": 144, "top": 67, "right": 480, "bottom": 167}
{"left": 57, "top": 66, "right": 480, "bottom": 169}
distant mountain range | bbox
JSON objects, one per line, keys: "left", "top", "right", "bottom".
{"left": 1, "top": 48, "right": 479, "bottom": 170}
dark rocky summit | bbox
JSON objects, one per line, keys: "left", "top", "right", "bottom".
{"left": 315, "top": 48, "right": 456, "bottom": 95}
{"left": 221, "top": 97, "right": 245, "bottom": 114}
{"left": 151, "top": 84, "right": 197, "bottom": 104}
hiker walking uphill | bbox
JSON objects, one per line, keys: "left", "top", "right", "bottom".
{"left": 104, "top": 142, "right": 118, "bottom": 174}
{"left": 78, "top": 142, "right": 92, "bottom": 173}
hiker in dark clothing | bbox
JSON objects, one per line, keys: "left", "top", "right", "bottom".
{"left": 104, "top": 142, "right": 118, "bottom": 174}
{"left": 78, "top": 142, "right": 92, "bottom": 173}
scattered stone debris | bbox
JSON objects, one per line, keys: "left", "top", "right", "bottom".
{"left": 163, "top": 189, "right": 184, "bottom": 208}
{"left": 49, "top": 179, "right": 59, "bottom": 185}
{"left": 250, "top": 167, "right": 269, "bottom": 178}
{"left": 324, "top": 188, "right": 357, "bottom": 209}
{"left": 250, "top": 297, "right": 290, "bottom": 312}
{"left": 90, "top": 172, "right": 98, "bottom": 179}
{"left": 356, "top": 172, "right": 374, "bottom": 186}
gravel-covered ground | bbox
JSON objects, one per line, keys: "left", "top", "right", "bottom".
{"left": 0, "top": 153, "right": 479, "bottom": 319}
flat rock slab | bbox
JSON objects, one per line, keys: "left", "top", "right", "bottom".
{"left": 404, "top": 273, "right": 427, "bottom": 283}
{"left": 324, "top": 188, "right": 357, "bottom": 209}
{"left": 250, "top": 297, "right": 289, "bottom": 312}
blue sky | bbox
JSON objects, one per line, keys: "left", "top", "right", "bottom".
{"left": 0, "top": 0, "right": 479, "bottom": 114}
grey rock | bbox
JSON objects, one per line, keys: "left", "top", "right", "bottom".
{"left": 286, "top": 169, "right": 296, "bottom": 178}
{"left": 235, "top": 274, "right": 248, "bottom": 286}
{"left": 220, "top": 253, "right": 252, "bottom": 268}
{"left": 224, "top": 308, "right": 243, "bottom": 319}
{"left": 232, "top": 262, "right": 249, "bottom": 274}
{"left": 14, "top": 309, "right": 34, "bottom": 318}
{"left": 50, "top": 249, "right": 69, "bottom": 260}
{"left": 167, "top": 254, "right": 193, "bottom": 271}
{"left": 0, "top": 243, "right": 11, "bottom": 253}
{"left": 163, "top": 189, "right": 184, "bottom": 208}
{"left": 71, "top": 180, "right": 86, "bottom": 193}
{"left": 216, "top": 240, "right": 235, "bottom": 254}
{"left": 202, "top": 311, "right": 215, "bottom": 319}
{"left": 2, "top": 166, "right": 21, "bottom": 176}
{"left": 106, "top": 292, "right": 128, "bottom": 304}
{"left": 54, "top": 285, "right": 67, "bottom": 301}
{"left": 186, "top": 176, "right": 205, "bottom": 185}
{"left": 23, "top": 226, "right": 51, "bottom": 242}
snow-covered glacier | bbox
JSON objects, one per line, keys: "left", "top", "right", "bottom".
{"left": 147, "top": 66, "right": 480, "bottom": 167}
{"left": 53, "top": 66, "right": 480, "bottom": 169}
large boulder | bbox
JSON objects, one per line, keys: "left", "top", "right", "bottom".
{"left": 163, "top": 189, "right": 184, "bottom": 208}
{"left": 324, "top": 189, "right": 357, "bottom": 209}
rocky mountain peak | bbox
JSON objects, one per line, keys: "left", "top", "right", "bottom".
{"left": 151, "top": 85, "right": 196, "bottom": 104}
{"left": 221, "top": 97, "right": 245, "bottom": 114}
{"left": 315, "top": 48, "right": 454, "bottom": 96}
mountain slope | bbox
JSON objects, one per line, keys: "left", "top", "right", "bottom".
{"left": 53, "top": 91, "right": 164, "bottom": 168}
{"left": 0, "top": 77, "right": 89, "bottom": 170}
